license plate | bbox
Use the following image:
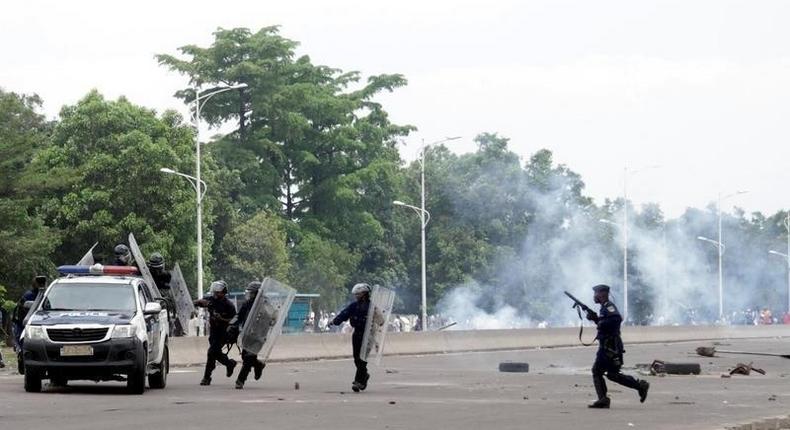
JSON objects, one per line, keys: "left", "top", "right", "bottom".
{"left": 60, "top": 345, "right": 94, "bottom": 356}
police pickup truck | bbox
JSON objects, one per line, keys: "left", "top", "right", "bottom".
{"left": 21, "top": 264, "right": 169, "bottom": 394}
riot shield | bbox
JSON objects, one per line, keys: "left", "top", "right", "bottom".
{"left": 359, "top": 285, "right": 396, "bottom": 365}
{"left": 76, "top": 242, "right": 98, "bottom": 265}
{"left": 169, "top": 263, "right": 194, "bottom": 336}
{"left": 239, "top": 278, "right": 296, "bottom": 359}
{"left": 128, "top": 233, "right": 161, "bottom": 298}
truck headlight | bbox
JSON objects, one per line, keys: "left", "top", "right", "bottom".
{"left": 25, "top": 325, "right": 46, "bottom": 341}
{"left": 111, "top": 325, "right": 136, "bottom": 339}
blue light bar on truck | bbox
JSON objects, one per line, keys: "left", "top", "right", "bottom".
{"left": 57, "top": 264, "right": 140, "bottom": 276}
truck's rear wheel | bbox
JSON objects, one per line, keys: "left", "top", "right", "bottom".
{"left": 148, "top": 345, "right": 168, "bottom": 389}
{"left": 24, "top": 367, "right": 42, "bottom": 393}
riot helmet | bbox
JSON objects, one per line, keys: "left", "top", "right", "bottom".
{"left": 210, "top": 280, "right": 228, "bottom": 296}
{"left": 245, "top": 281, "right": 261, "bottom": 301}
{"left": 114, "top": 244, "right": 131, "bottom": 265}
{"left": 148, "top": 252, "right": 165, "bottom": 270}
{"left": 351, "top": 282, "right": 371, "bottom": 299}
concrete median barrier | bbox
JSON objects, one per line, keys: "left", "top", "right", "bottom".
{"left": 169, "top": 324, "right": 790, "bottom": 366}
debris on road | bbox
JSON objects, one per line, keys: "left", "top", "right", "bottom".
{"left": 498, "top": 362, "right": 529, "bottom": 373}
{"left": 729, "top": 362, "right": 765, "bottom": 376}
{"left": 696, "top": 346, "right": 790, "bottom": 359}
{"left": 650, "top": 360, "right": 701, "bottom": 375}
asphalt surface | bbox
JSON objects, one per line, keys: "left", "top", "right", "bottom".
{"left": 2, "top": 337, "right": 790, "bottom": 430}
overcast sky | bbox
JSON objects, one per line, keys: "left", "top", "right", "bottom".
{"left": 2, "top": 0, "right": 788, "bottom": 217}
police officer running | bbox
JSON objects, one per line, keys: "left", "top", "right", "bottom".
{"left": 228, "top": 281, "right": 266, "bottom": 389}
{"left": 587, "top": 284, "right": 650, "bottom": 408}
{"left": 331, "top": 283, "right": 376, "bottom": 392}
{"left": 194, "top": 280, "right": 237, "bottom": 385}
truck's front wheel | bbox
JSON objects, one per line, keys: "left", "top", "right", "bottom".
{"left": 126, "top": 351, "right": 147, "bottom": 395}
{"left": 148, "top": 345, "right": 168, "bottom": 389}
{"left": 24, "top": 366, "right": 42, "bottom": 393}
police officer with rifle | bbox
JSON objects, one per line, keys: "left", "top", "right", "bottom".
{"left": 565, "top": 285, "right": 650, "bottom": 408}
{"left": 194, "top": 280, "right": 237, "bottom": 386}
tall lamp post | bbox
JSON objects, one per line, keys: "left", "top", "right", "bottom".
{"left": 600, "top": 165, "right": 658, "bottom": 323}
{"left": 393, "top": 135, "right": 460, "bottom": 331}
{"left": 697, "top": 236, "right": 726, "bottom": 320}
{"left": 185, "top": 83, "right": 246, "bottom": 300}
{"left": 769, "top": 212, "right": 790, "bottom": 313}
{"left": 393, "top": 200, "right": 430, "bottom": 330}
{"left": 705, "top": 190, "right": 748, "bottom": 321}
{"left": 160, "top": 168, "right": 207, "bottom": 301}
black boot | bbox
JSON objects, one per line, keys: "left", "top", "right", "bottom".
{"left": 588, "top": 397, "right": 611, "bottom": 409}
{"left": 254, "top": 361, "right": 265, "bottom": 381}
{"left": 638, "top": 380, "right": 650, "bottom": 403}
{"left": 200, "top": 377, "right": 211, "bottom": 386}
{"left": 226, "top": 359, "right": 237, "bottom": 377}
{"left": 235, "top": 379, "right": 244, "bottom": 389}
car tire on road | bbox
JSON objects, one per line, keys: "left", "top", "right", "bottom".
{"left": 24, "top": 366, "right": 42, "bottom": 393}
{"left": 148, "top": 345, "right": 168, "bottom": 389}
{"left": 127, "top": 352, "right": 147, "bottom": 395}
{"left": 657, "top": 362, "right": 701, "bottom": 375}
{"left": 498, "top": 362, "right": 530, "bottom": 373}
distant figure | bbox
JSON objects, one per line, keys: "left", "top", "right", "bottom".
{"left": 759, "top": 308, "right": 773, "bottom": 325}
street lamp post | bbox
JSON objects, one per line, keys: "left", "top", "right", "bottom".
{"left": 697, "top": 235, "right": 726, "bottom": 320}
{"left": 188, "top": 83, "right": 246, "bottom": 300}
{"left": 393, "top": 135, "right": 459, "bottom": 331}
{"left": 599, "top": 165, "right": 658, "bottom": 323}
{"left": 393, "top": 200, "right": 431, "bottom": 330}
{"left": 708, "top": 190, "right": 748, "bottom": 321}
{"left": 768, "top": 212, "right": 790, "bottom": 313}
{"left": 160, "top": 168, "right": 207, "bottom": 301}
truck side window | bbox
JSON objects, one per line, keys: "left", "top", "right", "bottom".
{"left": 137, "top": 286, "right": 147, "bottom": 312}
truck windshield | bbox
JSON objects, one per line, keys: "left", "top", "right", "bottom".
{"left": 42, "top": 283, "right": 137, "bottom": 312}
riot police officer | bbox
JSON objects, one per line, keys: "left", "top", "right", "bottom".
{"left": 331, "top": 283, "right": 374, "bottom": 392}
{"left": 586, "top": 284, "right": 650, "bottom": 408}
{"left": 113, "top": 244, "right": 133, "bottom": 266}
{"left": 147, "top": 253, "right": 171, "bottom": 291}
{"left": 12, "top": 276, "right": 46, "bottom": 351}
{"left": 228, "top": 281, "right": 266, "bottom": 389}
{"left": 148, "top": 253, "right": 178, "bottom": 335}
{"left": 194, "top": 280, "right": 237, "bottom": 385}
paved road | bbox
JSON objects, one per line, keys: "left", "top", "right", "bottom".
{"left": 1, "top": 337, "right": 789, "bottom": 430}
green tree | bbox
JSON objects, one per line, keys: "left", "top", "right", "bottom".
{"left": 159, "top": 27, "right": 413, "bottom": 303}
{"left": 31, "top": 91, "right": 209, "bottom": 286}
{"left": 217, "top": 211, "right": 290, "bottom": 288}
{"left": 0, "top": 89, "right": 58, "bottom": 297}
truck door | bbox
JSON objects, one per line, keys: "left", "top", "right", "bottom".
{"left": 138, "top": 283, "right": 160, "bottom": 363}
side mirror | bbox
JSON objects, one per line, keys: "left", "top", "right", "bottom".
{"left": 143, "top": 302, "right": 162, "bottom": 315}
{"left": 23, "top": 301, "right": 35, "bottom": 310}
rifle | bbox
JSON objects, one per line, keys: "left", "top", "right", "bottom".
{"left": 564, "top": 291, "right": 597, "bottom": 346}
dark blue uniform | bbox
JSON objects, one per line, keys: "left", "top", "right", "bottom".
{"left": 195, "top": 295, "right": 236, "bottom": 381}
{"left": 332, "top": 299, "right": 371, "bottom": 385}
{"left": 12, "top": 289, "right": 41, "bottom": 350}
{"left": 591, "top": 300, "right": 644, "bottom": 402}
{"left": 232, "top": 299, "right": 265, "bottom": 385}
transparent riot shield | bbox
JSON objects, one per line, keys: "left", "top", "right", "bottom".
{"left": 128, "top": 233, "right": 161, "bottom": 298}
{"left": 359, "top": 285, "right": 396, "bottom": 365}
{"left": 239, "top": 278, "right": 296, "bottom": 359}
{"left": 169, "top": 263, "right": 194, "bottom": 336}
{"left": 76, "top": 242, "right": 98, "bottom": 265}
